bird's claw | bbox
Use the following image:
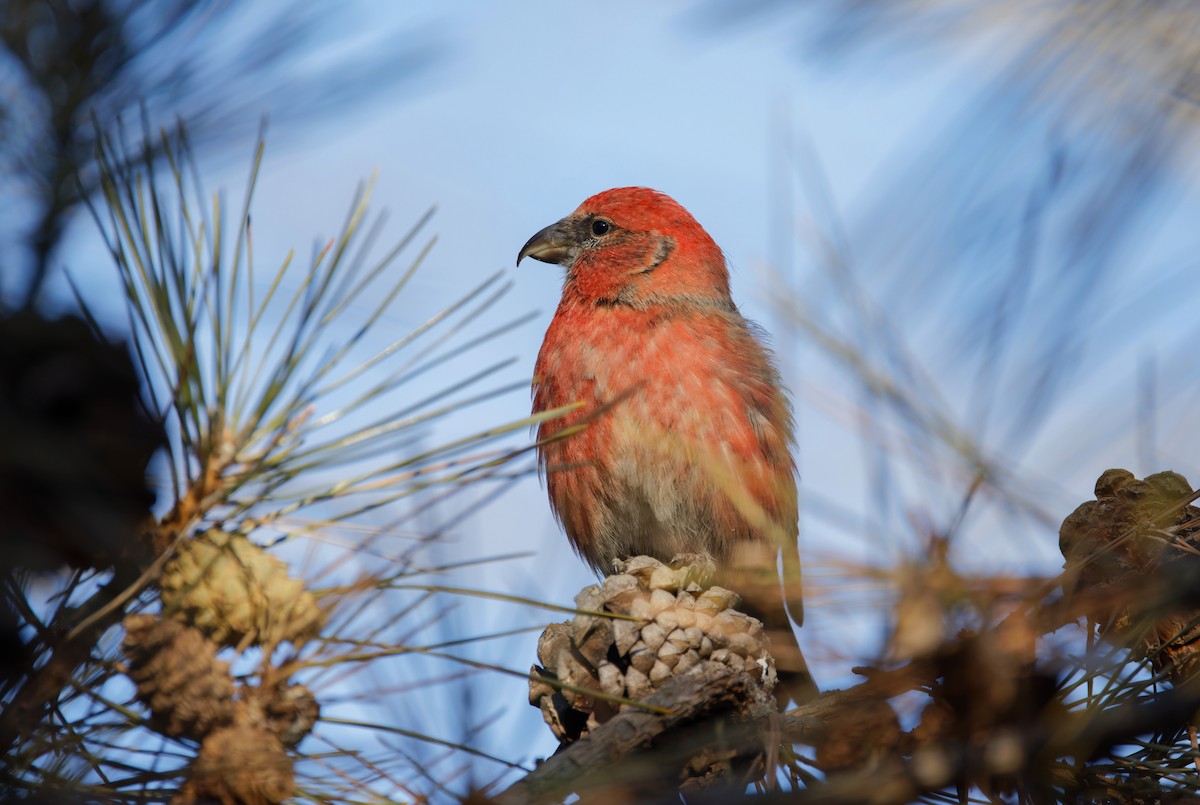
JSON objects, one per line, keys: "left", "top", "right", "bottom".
{"left": 668, "top": 552, "right": 715, "bottom": 569}
{"left": 668, "top": 552, "right": 717, "bottom": 588}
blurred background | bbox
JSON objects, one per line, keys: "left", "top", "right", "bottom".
{"left": 4, "top": 0, "right": 1200, "bottom": 801}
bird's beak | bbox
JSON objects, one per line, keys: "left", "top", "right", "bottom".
{"left": 517, "top": 218, "right": 577, "bottom": 267}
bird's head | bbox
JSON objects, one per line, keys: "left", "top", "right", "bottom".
{"left": 517, "top": 187, "right": 731, "bottom": 305}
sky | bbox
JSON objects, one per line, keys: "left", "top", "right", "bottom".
{"left": 54, "top": 0, "right": 1200, "bottom": 796}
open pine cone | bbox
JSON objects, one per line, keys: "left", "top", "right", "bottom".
{"left": 529, "top": 555, "right": 778, "bottom": 743}
{"left": 1060, "top": 468, "right": 1200, "bottom": 683}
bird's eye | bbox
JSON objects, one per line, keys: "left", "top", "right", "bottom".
{"left": 591, "top": 219, "right": 611, "bottom": 237}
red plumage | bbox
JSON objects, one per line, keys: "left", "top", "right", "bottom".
{"left": 519, "top": 187, "right": 816, "bottom": 703}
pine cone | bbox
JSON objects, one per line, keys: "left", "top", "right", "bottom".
{"left": 173, "top": 725, "right": 293, "bottom": 805}
{"left": 529, "top": 555, "right": 777, "bottom": 743}
{"left": 122, "top": 614, "right": 236, "bottom": 741}
{"left": 160, "top": 530, "right": 324, "bottom": 649}
{"left": 1060, "top": 468, "right": 1200, "bottom": 682}
{"left": 257, "top": 683, "right": 320, "bottom": 748}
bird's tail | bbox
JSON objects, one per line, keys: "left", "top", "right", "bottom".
{"left": 721, "top": 541, "right": 820, "bottom": 707}
{"left": 765, "top": 620, "right": 820, "bottom": 707}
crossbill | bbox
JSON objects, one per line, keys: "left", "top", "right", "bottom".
{"left": 519, "top": 187, "right": 817, "bottom": 705}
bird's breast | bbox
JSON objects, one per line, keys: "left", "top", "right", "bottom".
{"left": 532, "top": 302, "right": 796, "bottom": 571}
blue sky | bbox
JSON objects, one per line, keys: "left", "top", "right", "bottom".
{"left": 57, "top": 0, "right": 1200, "bottom": 794}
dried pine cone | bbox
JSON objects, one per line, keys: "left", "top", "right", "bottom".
{"left": 122, "top": 614, "right": 236, "bottom": 741}
{"left": 257, "top": 683, "right": 320, "bottom": 748}
{"left": 160, "top": 530, "right": 324, "bottom": 649}
{"left": 173, "top": 725, "right": 293, "bottom": 805}
{"left": 1060, "top": 468, "right": 1200, "bottom": 682}
{"left": 529, "top": 555, "right": 777, "bottom": 743}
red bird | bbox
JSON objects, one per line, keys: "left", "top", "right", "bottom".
{"left": 518, "top": 187, "right": 817, "bottom": 704}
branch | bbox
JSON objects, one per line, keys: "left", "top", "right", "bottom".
{"left": 490, "top": 662, "right": 912, "bottom": 805}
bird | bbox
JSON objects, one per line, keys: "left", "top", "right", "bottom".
{"left": 517, "top": 187, "right": 817, "bottom": 705}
